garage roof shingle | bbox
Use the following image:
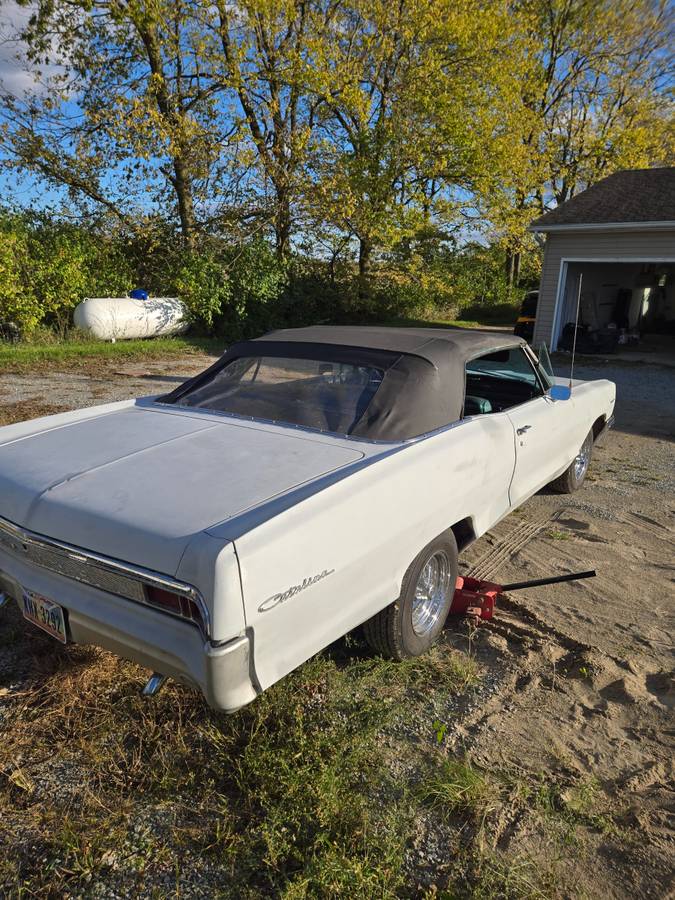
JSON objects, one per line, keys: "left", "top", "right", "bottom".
{"left": 530, "top": 167, "right": 675, "bottom": 230}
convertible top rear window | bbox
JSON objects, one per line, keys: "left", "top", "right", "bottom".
{"left": 161, "top": 332, "right": 529, "bottom": 441}
{"left": 164, "top": 350, "right": 392, "bottom": 436}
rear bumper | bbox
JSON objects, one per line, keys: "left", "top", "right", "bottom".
{"left": 0, "top": 549, "right": 258, "bottom": 713}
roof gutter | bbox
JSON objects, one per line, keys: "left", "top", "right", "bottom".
{"left": 529, "top": 220, "right": 675, "bottom": 234}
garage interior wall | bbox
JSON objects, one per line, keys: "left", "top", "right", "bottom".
{"left": 555, "top": 262, "right": 675, "bottom": 344}
{"left": 532, "top": 230, "right": 675, "bottom": 349}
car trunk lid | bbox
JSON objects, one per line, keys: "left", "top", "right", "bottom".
{"left": 0, "top": 405, "right": 364, "bottom": 574}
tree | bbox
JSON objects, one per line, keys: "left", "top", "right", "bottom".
{"left": 0, "top": 0, "right": 237, "bottom": 245}
{"left": 211, "top": 0, "right": 317, "bottom": 258}
{"left": 489, "top": 0, "right": 675, "bottom": 285}
{"left": 306, "top": 0, "right": 524, "bottom": 299}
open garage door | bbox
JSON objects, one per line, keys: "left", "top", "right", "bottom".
{"left": 552, "top": 260, "right": 675, "bottom": 362}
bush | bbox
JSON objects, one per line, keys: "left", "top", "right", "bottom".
{"left": 0, "top": 214, "right": 41, "bottom": 333}
{"left": 0, "top": 210, "right": 542, "bottom": 341}
{"left": 173, "top": 239, "right": 288, "bottom": 337}
{"left": 222, "top": 239, "right": 288, "bottom": 337}
{"left": 0, "top": 212, "right": 134, "bottom": 337}
{"left": 30, "top": 224, "right": 134, "bottom": 337}
{"left": 173, "top": 248, "right": 233, "bottom": 330}
{"left": 458, "top": 300, "right": 520, "bottom": 324}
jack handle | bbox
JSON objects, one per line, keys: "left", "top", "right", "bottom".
{"left": 500, "top": 570, "right": 596, "bottom": 592}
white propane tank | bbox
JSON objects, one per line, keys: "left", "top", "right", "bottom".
{"left": 73, "top": 296, "right": 189, "bottom": 341}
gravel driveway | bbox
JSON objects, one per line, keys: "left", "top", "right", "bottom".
{"left": 0, "top": 356, "right": 216, "bottom": 425}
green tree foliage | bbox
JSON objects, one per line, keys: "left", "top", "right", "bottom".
{"left": 484, "top": 0, "right": 674, "bottom": 283}
{"left": 0, "top": 213, "right": 134, "bottom": 333}
{"left": 0, "top": 214, "right": 40, "bottom": 331}
{"left": 174, "top": 238, "right": 287, "bottom": 335}
{"left": 0, "top": 0, "right": 671, "bottom": 333}
{"left": 302, "top": 0, "right": 528, "bottom": 297}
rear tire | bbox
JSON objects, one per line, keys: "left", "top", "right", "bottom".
{"left": 550, "top": 429, "right": 593, "bottom": 494}
{"left": 363, "top": 533, "right": 458, "bottom": 660}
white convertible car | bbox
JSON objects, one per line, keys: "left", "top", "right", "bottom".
{"left": 0, "top": 327, "right": 615, "bottom": 711}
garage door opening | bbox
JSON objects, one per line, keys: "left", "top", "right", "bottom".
{"left": 552, "top": 261, "right": 675, "bottom": 361}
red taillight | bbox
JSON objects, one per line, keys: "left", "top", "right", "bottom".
{"left": 145, "top": 585, "right": 205, "bottom": 633}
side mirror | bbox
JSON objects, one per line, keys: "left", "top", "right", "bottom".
{"left": 549, "top": 384, "right": 571, "bottom": 401}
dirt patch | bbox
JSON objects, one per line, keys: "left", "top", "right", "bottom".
{"left": 0, "top": 354, "right": 217, "bottom": 420}
{"left": 0, "top": 356, "right": 673, "bottom": 897}
{"left": 447, "top": 359, "right": 675, "bottom": 898}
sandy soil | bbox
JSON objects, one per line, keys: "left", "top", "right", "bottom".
{"left": 451, "top": 359, "right": 675, "bottom": 898}
{"left": 0, "top": 353, "right": 673, "bottom": 897}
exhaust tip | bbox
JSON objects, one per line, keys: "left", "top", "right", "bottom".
{"left": 141, "top": 673, "right": 167, "bottom": 697}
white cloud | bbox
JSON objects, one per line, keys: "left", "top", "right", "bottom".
{"left": 0, "top": 1, "right": 62, "bottom": 97}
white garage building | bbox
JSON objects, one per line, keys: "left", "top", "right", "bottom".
{"left": 530, "top": 167, "right": 675, "bottom": 356}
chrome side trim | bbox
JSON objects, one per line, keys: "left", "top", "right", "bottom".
{"left": 0, "top": 516, "right": 211, "bottom": 638}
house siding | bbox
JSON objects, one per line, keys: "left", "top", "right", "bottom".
{"left": 533, "top": 229, "right": 675, "bottom": 347}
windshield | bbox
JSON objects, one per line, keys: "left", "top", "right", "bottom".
{"left": 166, "top": 354, "right": 386, "bottom": 435}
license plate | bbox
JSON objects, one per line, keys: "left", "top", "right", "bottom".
{"left": 22, "top": 590, "right": 67, "bottom": 644}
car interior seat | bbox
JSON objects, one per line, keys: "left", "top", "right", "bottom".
{"left": 464, "top": 395, "right": 493, "bottom": 416}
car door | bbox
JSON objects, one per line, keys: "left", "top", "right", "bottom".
{"left": 465, "top": 346, "right": 572, "bottom": 507}
{"left": 506, "top": 393, "right": 574, "bottom": 506}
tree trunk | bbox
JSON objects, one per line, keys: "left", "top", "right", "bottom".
{"left": 274, "top": 192, "right": 291, "bottom": 260}
{"left": 513, "top": 251, "right": 521, "bottom": 287}
{"left": 358, "top": 235, "right": 372, "bottom": 302}
{"left": 505, "top": 250, "right": 515, "bottom": 288}
{"left": 505, "top": 249, "right": 522, "bottom": 289}
{"left": 173, "top": 157, "right": 197, "bottom": 249}
{"left": 138, "top": 24, "right": 197, "bottom": 249}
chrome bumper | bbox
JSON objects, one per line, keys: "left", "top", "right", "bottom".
{"left": 0, "top": 514, "right": 211, "bottom": 639}
{"left": 0, "top": 547, "right": 258, "bottom": 713}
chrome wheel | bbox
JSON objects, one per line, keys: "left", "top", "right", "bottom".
{"left": 573, "top": 434, "right": 592, "bottom": 481}
{"left": 411, "top": 550, "right": 451, "bottom": 637}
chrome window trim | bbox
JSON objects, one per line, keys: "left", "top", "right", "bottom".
{"left": 0, "top": 515, "right": 211, "bottom": 638}
{"left": 523, "top": 344, "right": 553, "bottom": 393}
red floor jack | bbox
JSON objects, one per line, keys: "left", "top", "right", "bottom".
{"left": 451, "top": 570, "right": 597, "bottom": 623}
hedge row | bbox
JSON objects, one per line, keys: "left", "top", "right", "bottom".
{"left": 0, "top": 213, "right": 538, "bottom": 338}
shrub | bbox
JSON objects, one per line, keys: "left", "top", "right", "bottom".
{"left": 0, "top": 212, "right": 134, "bottom": 337}
{"left": 173, "top": 248, "right": 233, "bottom": 330}
{"left": 0, "top": 209, "right": 542, "bottom": 340}
{"left": 173, "top": 239, "right": 288, "bottom": 337}
{"left": 0, "top": 214, "right": 41, "bottom": 333}
{"left": 29, "top": 225, "right": 134, "bottom": 337}
{"left": 222, "top": 239, "right": 288, "bottom": 337}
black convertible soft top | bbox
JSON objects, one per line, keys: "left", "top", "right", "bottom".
{"left": 162, "top": 326, "right": 526, "bottom": 441}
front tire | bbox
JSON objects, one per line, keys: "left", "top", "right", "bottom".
{"left": 550, "top": 428, "right": 593, "bottom": 494}
{"left": 363, "top": 533, "right": 458, "bottom": 660}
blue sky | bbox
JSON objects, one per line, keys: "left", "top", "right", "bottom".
{"left": 0, "top": 2, "right": 67, "bottom": 208}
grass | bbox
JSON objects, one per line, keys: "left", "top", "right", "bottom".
{"left": 0, "top": 596, "right": 626, "bottom": 898}
{"left": 0, "top": 304, "right": 519, "bottom": 372}
{"left": 386, "top": 304, "right": 518, "bottom": 331}
{"left": 418, "top": 757, "right": 494, "bottom": 820}
{"left": 0, "top": 607, "right": 482, "bottom": 897}
{"left": 0, "top": 334, "right": 224, "bottom": 370}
